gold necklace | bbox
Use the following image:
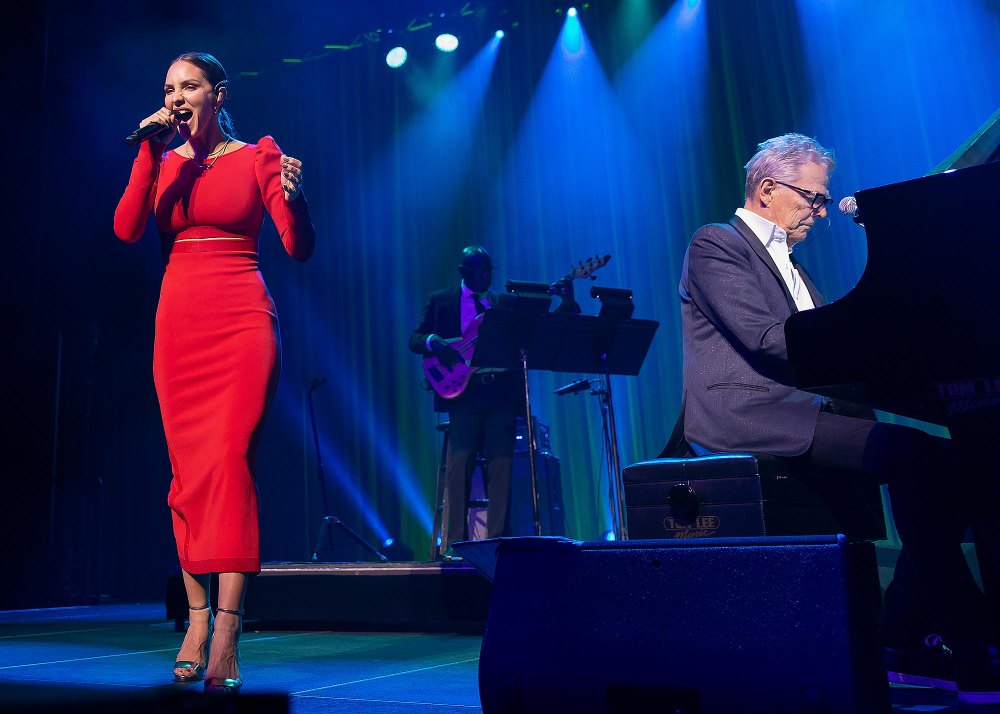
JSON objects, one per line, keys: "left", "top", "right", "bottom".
{"left": 187, "top": 138, "right": 232, "bottom": 170}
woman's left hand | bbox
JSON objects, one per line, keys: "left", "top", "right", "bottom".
{"left": 280, "top": 154, "right": 303, "bottom": 201}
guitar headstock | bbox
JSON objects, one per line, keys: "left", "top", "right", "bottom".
{"left": 564, "top": 254, "right": 611, "bottom": 281}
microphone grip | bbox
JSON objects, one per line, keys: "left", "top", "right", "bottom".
{"left": 125, "top": 122, "right": 169, "bottom": 146}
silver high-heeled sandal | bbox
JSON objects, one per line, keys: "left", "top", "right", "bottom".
{"left": 204, "top": 607, "right": 244, "bottom": 695}
{"left": 173, "top": 603, "right": 211, "bottom": 683}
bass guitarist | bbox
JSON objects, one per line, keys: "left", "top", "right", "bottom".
{"left": 409, "top": 246, "right": 523, "bottom": 560}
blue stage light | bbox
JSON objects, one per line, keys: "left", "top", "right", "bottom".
{"left": 561, "top": 6, "right": 584, "bottom": 55}
{"left": 382, "top": 537, "right": 395, "bottom": 548}
{"left": 495, "top": 30, "right": 505, "bottom": 39}
{"left": 435, "top": 33, "right": 459, "bottom": 52}
{"left": 604, "top": 531, "right": 616, "bottom": 541}
{"left": 386, "top": 47, "right": 407, "bottom": 68}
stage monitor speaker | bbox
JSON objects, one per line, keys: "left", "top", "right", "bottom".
{"left": 473, "top": 535, "right": 888, "bottom": 714}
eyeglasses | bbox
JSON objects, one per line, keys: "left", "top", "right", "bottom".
{"left": 773, "top": 180, "right": 833, "bottom": 210}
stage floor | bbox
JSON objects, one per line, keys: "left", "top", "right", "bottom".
{"left": 0, "top": 603, "right": 481, "bottom": 713}
{"left": 0, "top": 602, "right": 977, "bottom": 713}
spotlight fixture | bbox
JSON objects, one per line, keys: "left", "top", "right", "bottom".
{"left": 435, "top": 33, "right": 459, "bottom": 52}
{"left": 386, "top": 46, "right": 408, "bottom": 68}
{"left": 568, "top": 7, "right": 578, "bottom": 17}
{"left": 494, "top": 29, "right": 505, "bottom": 39}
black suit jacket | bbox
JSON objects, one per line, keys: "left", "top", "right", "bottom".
{"left": 410, "top": 286, "right": 503, "bottom": 412}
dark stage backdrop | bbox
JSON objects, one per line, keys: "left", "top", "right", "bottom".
{"left": 5, "top": 0, "right": 998, "bottom": 607}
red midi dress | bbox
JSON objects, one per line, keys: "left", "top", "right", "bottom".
{"left": 114, "top": 136, "right": 315, "bottom": 574}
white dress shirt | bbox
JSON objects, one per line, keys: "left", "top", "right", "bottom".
{"left": 735, "top": 207, "right": 815, "bottom": 312}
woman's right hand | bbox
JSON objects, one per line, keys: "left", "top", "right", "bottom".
{"left": 138, "top": 107, "right": 178, "bottom": 148}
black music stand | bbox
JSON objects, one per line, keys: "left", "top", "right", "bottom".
{"left": 526, "top": 312, "right": 658, "bottom": 540}
{"left": 471, "top": 298, "right": 552, "bottom": 536}
{"left": 473, "top": 307, "right": 658, "bottom": 539}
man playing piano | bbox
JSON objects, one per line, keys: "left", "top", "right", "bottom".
{"left": 677, "top": 133, "right": 1000, "bottom": 704}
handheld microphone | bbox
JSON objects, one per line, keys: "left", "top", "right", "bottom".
{"left": 838, "top": 196, "right": 865, "bottom": 228}
{"left": 125, "top": 122, "right": 169, "bottom": 146}
{"left": 554, "top": 378, "right": 593, "bottom": 396}
{"left": 124, "top": 110, "right": 191, "bottom": 146}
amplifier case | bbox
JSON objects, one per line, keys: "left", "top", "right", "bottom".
{"left": 624, "top": 455, "right": 886, "bottom": 541}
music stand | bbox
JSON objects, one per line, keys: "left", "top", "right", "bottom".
{"left": 474, "top": 307, "right": 658, "bottom": 539}
{"left": 471, "top": 298, "right": 552, "bottom": 536}
{"left": 527, "top": 312, "right": 659, "bottom": 540}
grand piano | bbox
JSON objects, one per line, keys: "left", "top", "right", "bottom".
{"left": 785, "top": 108, "right": 1000, "bottom": 625}
{"left": 786, "top": 108, "right": 1000, "bottom": 438}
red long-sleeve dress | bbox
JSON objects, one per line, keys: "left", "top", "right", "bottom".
{"left": 114, "top": 136, "right": 315, "bottom": 574}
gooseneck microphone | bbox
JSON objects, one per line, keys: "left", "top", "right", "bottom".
{"left": 124, "top": 109, "right": 191, "bottom": 146}
{"left": 838, "top": 196, "right": 865, "bottom": 227}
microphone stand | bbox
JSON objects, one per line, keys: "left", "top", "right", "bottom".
{"left": 599, "top": 365, "right": 628, "bottom": 540}
{"left": 556, "top": 372, "right": 627, "bottom": 539}
{"left": 307, "top": 378, "right": 387, "bottom": 563}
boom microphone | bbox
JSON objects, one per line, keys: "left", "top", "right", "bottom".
{"left": 124, "top": 110, "right": 192, "bottom": 146}
{"left": 554, "top": 378, "right": 593, "bottom": 396}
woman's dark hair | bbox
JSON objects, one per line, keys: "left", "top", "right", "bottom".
{"left": 172, "top": 51, "right": 239, "bottom": 139}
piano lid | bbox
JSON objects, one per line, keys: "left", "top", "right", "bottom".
{"left": 785, "top": 152, "right": 1000, "bottom": 426}
{"left": 928, "top": 106, "right": 1000, "bottom": 175}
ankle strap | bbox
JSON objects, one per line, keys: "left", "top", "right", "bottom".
{"left": 216, "top": 607, "right": 244, "bottom": 617}
{"left": 189, "top": 603, "right": 211, "bottom": 611}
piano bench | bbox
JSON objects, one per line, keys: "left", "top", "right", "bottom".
{"left": 623, "top": 453, "right": 887, "bottom": 542}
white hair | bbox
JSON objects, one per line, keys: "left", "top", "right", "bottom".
{"left": 744, "top": 133, "right": 835, "bottom": 201}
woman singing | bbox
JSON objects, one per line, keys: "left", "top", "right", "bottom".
{"left": 114, "top": 51, "right": 315, "bottom": 694}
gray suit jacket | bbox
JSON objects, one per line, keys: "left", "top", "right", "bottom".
{"left": 678, "top": 216, "right": 826, "bottom": 456}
